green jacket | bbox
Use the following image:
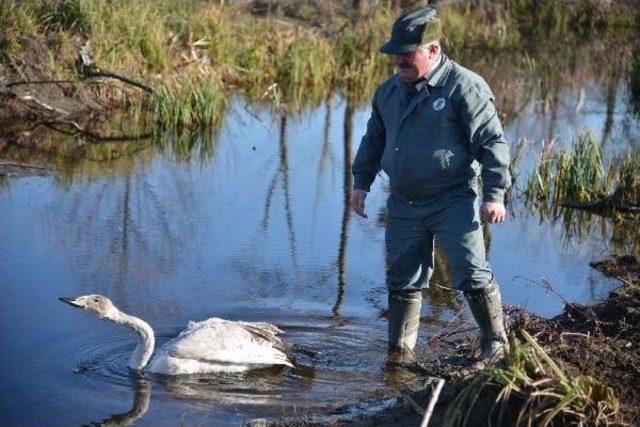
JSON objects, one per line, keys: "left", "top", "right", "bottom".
{"left": 352, "top": 54, "right": 510, "bottom": 203}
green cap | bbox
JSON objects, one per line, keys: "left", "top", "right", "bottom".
{"left": 379, "top": 7, "right": 441, "bottom": 55}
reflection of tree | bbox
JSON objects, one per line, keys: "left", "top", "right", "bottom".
{"left": 89, "top": 378, "right": 151, "bottom": 426}
{"left": 525, "top": 199, "right": 640, "bottom": 254}
{"left": 333, "top": 97, "right": 354, "bottom": 316}
{"left": 450, "top": 38, "right": 640, "bottom": 150}
{"left": 312, "top": 97, "right": 336, "bottom": 215}
{"left": 261, "top": 111, "right": 298, "bottom": 267}
{"left": 35, "top": 132, "right": 204, "bottom": 316}
{"left": 602, "top": 66, "right": 623, "bottom": 147}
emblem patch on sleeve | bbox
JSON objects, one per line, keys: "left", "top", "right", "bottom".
{"left": 433, "top": 98, "right": 446, "bottom": 111}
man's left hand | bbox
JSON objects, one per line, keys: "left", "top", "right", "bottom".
{"left": 480, "top": 202, "right": 506, "bottom": 224}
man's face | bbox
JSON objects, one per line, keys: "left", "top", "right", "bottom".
{"left": 393, "top": 43, "right": 440, "bottom": 83}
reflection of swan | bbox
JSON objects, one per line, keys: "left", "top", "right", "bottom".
{"left": 90, "top": 378, "right": 151, "bottom": 426}
{"left": 60, "top": 295, "right": 293, "bottom": 374}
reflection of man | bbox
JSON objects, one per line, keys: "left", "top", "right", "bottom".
{"left": 351, "top": 7, "right": 511, "bottom": 362}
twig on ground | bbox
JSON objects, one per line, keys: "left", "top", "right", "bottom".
{"left": 441, "top": 326, "right": 479, "bottom": 339}
{"left": 560, "top": 332, "right": 591, "bottom": 341}
{"left": 420, "top": 379, "right": 445, "bottom": 427}
{"left": 513, "top": 275, "right": 571, "bottom": 305}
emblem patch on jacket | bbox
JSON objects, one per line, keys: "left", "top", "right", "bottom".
{"left": 434, "top": 149, "right": 454, "bottom": 169}
{"left": 433, "top": 98, "right": 445, "bottom": 111}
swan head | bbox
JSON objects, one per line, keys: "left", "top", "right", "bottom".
{"left": 59, "top": 294, "right": 120, "bottom": 320}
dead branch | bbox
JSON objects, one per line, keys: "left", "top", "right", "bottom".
{"left": 18, "top": 95, "right": 70, "bottom": 116}
{"left": 82, "top": 69, "right": 154, "bottom": 94}
{"left": 0, "top": 161, "right": 52, "bottom": 177}
{"left": 29, "top": 119, "right": 152, "bottom": 142}
{"left": 558, "top": 200, "right": 640, "bottom": 214}
{"left": 0, "top": 161, "right": 51, "bottom": 172}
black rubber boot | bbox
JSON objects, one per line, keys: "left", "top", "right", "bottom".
{"left": 387, "top": 289, "right": 422, "bottom": 351}
{"left": 464, "top": 280, "right": 509, "bottom": 363}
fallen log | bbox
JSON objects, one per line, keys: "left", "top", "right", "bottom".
{"left": 77, "top": 41, "right": 154, "bottom": 94}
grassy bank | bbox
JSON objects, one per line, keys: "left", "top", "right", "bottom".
{"left": 2, "top": 0, "right": 639, "bottom": 131}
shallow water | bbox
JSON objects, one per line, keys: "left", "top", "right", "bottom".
{"left": 2, "top": 51, "right": 639, "bottom": 424}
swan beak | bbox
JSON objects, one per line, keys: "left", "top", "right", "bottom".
{"left": 59, "top": 297, "right": 82, "bottom": 308}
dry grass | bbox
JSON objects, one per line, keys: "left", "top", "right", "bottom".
{"left": 444, "top": 330, "right": 620, "bottom": 426}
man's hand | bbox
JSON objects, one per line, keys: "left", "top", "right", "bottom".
{"left": 480, "top": 202, "right": 506, "bottom": 224}
{"left": 351, "top": 189, "right": 368, "bottom": 218}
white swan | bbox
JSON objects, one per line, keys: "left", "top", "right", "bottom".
{"left": 59, "top": 295, "right": 293, "bottom": 375}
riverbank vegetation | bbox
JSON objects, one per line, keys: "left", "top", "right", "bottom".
{"left": 2, "top": 0, "right": 639, "bottom": 132}
{"left": 522, "top": 130, "right": 640, "bottom": 253}
{"left": 445, "top": 330, "right": 620, "bottom": 425}
{"left": 525, "top": 130, "right": 640, "bottom": 213}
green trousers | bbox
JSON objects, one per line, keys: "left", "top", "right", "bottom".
{"left": 385, "top": 184, "right": 493, "bottom": 292}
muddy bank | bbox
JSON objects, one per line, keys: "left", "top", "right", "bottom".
{"left": 257, "top": 255, "right": 640, "bottom": 426}
{"left": 540, "top": 255, "right": 640, "bottom": 423}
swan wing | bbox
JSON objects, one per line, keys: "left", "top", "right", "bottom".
{"left": 162, "top": 318, "right": 292, "bottom": 367}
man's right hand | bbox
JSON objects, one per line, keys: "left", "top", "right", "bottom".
{"left": 351, "top": 189, "right": 368, "bottom": 218}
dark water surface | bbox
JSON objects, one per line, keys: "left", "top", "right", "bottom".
{"left": 2, "top": 51, "right": 639, "bottom": 425}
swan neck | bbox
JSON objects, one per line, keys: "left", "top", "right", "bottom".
{"left": 114, "top": 311, "right": 155, "bottom": 370}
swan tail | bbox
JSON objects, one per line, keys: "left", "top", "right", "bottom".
{"left": 238, "top": 322, "right": 287, "bottom": 349}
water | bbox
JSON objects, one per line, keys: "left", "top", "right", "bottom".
{"left": 2, "top": 49, "right": 639, "bottom": 424}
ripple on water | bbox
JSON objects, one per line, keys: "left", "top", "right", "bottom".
{"left": 59, "top": 315, "right": 425, "bottom": 421}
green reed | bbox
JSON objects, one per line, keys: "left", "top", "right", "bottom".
{"left": 525, "top": 130, "right": 640, "bottom": 208}
{"left": 153, "top": 76, "right": 227, "bottom": 131}
{"left": 444, "top": 330, "right": 620, "bottom": 426}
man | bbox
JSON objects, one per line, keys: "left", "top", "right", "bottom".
{"left": 351, "top": 7, "right": 511, "bottom": 363}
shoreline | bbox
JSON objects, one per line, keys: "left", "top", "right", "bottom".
{"left": 253, "top": 255, "right": 639, "bottom": 425}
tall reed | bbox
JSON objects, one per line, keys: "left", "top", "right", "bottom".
{"left": 153, "top": 76, "right": 227, "bottom": 131}
{"left": 525, "top": 130, "right": 640, "bottom": 208}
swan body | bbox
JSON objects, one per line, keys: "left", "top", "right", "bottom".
{"left": 60, "top": 295, "right": 292, "bottom": 375}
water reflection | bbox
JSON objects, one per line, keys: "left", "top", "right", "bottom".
{"left": 1, "top": 35, "right": 639, "bottom": 426}
{"left": 334, "top": 96, "right": 354, "bottom": 316}
{"left": 526, "top": 201, "right": 640, "bottom": 254}
{"left": 261, "top": 112, "right": 298, "bottom": 267}
{"left": 89, "top": 378, "right": 151, "bottom": 427}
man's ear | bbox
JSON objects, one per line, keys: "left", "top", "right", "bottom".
{"left": 428, "top": 43, "right": 440, "bottom": 58}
